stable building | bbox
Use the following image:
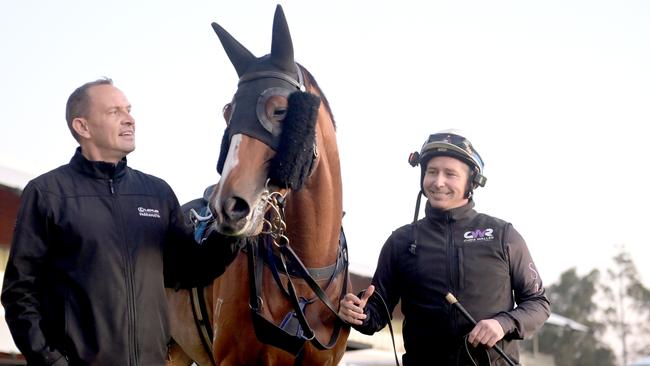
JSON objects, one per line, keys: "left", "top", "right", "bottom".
{"left": 0, "top": 165, "right": 31, "bottom": 365}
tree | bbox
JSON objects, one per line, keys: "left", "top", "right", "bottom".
{"left": 602, "top": 247, "right": 650, "bottom": 365}
{"left": 535, "top": 268, "right": 617, "bottom": 366}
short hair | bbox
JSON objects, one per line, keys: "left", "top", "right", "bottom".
{"left": 65, "top": 77, "right": 114, "bottom": 141}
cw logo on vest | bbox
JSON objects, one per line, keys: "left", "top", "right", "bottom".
{"left": 463, "top": 228, "right": 494, "bottom": 242}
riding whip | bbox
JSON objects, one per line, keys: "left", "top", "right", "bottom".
{"left": 445, "top": 293, "right": 519, "bottom": 366}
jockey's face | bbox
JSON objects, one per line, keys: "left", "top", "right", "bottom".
{"left": 422, "top": 156, "right": 470, "bottom": 211}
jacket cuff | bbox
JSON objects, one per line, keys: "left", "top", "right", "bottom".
{"left": 494, "top": 313, "right": 517, "bottom": 335}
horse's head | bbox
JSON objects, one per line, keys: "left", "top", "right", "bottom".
{"left": 210, "top": 5, "right": 321, "bottom": 237}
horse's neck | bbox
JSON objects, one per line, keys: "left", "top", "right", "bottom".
{"left": 284, "top": 130, "right": 341, "bottom": 268}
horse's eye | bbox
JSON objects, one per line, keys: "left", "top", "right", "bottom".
{"left": 273, "top": 108, "right": 287, "bottom": 118}
{"left": 264, "top": 95, "right": 288, "bottom": 123}
{"left": 257, "top": 87, "right": 291, "bottom": 135}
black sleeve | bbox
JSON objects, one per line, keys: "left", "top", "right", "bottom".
{"left": 163, "top": 196, "right": 241, "bottom": 289}
{"left": 1, "top": 183, "right": 69, "bottom": 366}
{"left": 352, "top": 232, "right": 402, "bottom": 335}
{"left": 493, "top": 224, "right": 551, "bottom": 339}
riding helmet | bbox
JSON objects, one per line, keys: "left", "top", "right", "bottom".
{"left": 408, "top": 129, "right": 487, "bottom": 194}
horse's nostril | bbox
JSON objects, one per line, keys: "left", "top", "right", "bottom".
{"left": 224, "top": 196, "right": 250, "bottom": 222}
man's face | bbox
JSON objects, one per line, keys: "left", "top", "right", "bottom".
{"left": 80, "top": 84, "right": 135, "bottom": 163}
{"left": 422, "top": 156, "right": 470, "bottom": 211}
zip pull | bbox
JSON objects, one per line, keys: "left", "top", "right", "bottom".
{"left": 109, "top": 179, "right": 115, "bottom": 195}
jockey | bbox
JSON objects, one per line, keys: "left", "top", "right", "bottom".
{"left": 338, "top": 130, "right": 550, "bottom": 366}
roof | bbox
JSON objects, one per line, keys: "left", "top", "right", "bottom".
{"left": 546, "top": 313, "right": 589, "bottom": 332}
{"left": 629, "top": 356, "right": 650, "bottom": 366}
{"left": 0, "top": 165, "right": 32, "bottom": 191}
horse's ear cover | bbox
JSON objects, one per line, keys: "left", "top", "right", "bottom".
{"left": 269, "top": 91, "right": 320, "bottom": 190}
{"left": 211, "top": 22, "right": 256, "bottom": 77}
{"left": 270, "top": 4, "right": 295, "bottom": 72}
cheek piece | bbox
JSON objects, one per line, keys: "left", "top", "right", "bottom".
{"left": 216, "top": 126, "right": 230, "bottom": 175}
{"left": 268, "top": 91, "right": 320, "bottom": 190}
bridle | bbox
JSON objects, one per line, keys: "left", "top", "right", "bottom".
{"left": 238, "top": 66, "right": 306, "bottom": 92}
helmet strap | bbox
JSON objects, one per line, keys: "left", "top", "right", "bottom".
{"left": 409, "top": 191, "right": 423, "bottom": 255}
{"left": 413, "top": 190, "right": 424, "bottom": 223}
{"left": 464, "top": 170, "right": 475, "bottom": 199}
{"left": 464, "top": 167, "right": 486, "bottom": 198}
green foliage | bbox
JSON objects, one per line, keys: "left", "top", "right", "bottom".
{"left": 535, "top": 247, "right": 650, "bottom": 366}
{"left": 536, "top": 267, "right": 616, "bottom": 366}
{"left": 602, "top": 248, "right": 650, "bottom": 365}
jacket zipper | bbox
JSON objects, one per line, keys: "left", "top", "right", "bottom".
{"left": 446, "top": 213, "right": 456, "bottom": 293}
{"left": 110, "top": 179, "right": 139, "bottom": 365}
{"left": 446, "top": 214, "right": 459, "bottom": 334}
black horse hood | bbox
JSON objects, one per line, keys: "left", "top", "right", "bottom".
{"left": 212, "top": 5, "right": 319, "bottom": 190}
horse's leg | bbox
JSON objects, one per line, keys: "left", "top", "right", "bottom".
{"left": 166, "top": 286, "right": 216, "bottom": 366}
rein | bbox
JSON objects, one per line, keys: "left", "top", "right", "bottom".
{"left": 247, "top": 190, "right": 349, "bottom": 356}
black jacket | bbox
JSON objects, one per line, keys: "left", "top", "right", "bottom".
{"left": 355, "top": 200, "right": 550, "bottom": 366}
{"left": 1, "top": 148, "right": 237, "bottom": 366}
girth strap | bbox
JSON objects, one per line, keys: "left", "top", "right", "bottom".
{"left": 190, "top": 286, "right": 217, "bottom": 366}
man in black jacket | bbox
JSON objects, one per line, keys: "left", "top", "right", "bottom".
{"left": 338, "top": 131, "right": 550, "bottom": 365}
{"left": 1, "top": 78, "right": 239, "bottom": 365}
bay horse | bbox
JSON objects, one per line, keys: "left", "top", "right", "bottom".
{"left": 166, "top": 5, "right": 349, "bottom": 365}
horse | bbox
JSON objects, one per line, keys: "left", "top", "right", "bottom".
{"left": 166, "top": 5, "right": 350, "bottom": 365}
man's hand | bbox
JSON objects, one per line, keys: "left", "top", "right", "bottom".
{"left": 338, "top": 285, "right": 375, "bottom": 325}
{"left": 468, "top": 319, "right": 505, "bottom": 348}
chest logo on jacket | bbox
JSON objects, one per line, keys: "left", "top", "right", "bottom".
{"left": 463, "top": 228, "right": 494, "bottom": 243}
{"left": 138, "top": 207, "right": 161, "bottom": 218}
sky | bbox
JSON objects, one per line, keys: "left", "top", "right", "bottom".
{"left": 1, "top": 0, "right": 650, "bottom": 292}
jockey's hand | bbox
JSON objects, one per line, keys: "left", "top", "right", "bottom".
{"left": 468, "top": 318, "right": 505, "bottom": 348}
{"left": 338, "top": 285, "right": 375, "bottom": 325}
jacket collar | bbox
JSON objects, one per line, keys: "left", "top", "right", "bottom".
{"left": 69, "top": 147, "right": 128, "bottom": 180}
{"left": 425, "top": 199, "right": 476, "bottom": 222}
